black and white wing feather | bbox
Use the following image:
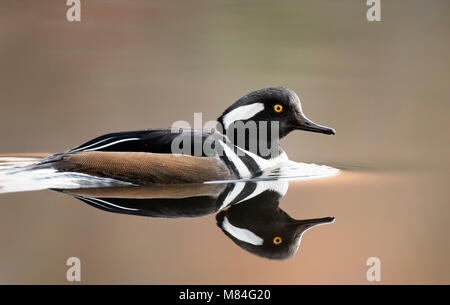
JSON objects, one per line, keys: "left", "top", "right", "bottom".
{"left": 68, "top": 128, "right": 218, "bottom": 156}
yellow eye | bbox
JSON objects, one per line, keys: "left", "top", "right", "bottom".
{"left": 273, "top": 104, "right": 283, "bottom": 113}
{"left": 273, "top": 236, "right": 282, "bottom": 245}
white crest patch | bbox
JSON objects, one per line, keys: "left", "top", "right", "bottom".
{"left": 222, "top": 103, "right": 265, "bottom": 130}
{"left": 222, "top": 216, "right": 264, "bottom": 245}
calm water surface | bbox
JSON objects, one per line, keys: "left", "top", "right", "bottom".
{"left": 0, "top": 0, "right": 449, "bottom": 284}
{"left": 0, "top": 160, "right": 447, "bottom": 284}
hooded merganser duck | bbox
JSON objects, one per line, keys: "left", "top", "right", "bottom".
{"left": 13, "top": 87, "right": 335, "bottom": 187}
{"left": 59, "top": 179, "right": 334, "bottom": 260}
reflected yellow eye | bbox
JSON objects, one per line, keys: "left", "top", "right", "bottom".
{"left": 273, "top": 236, "right": 282, "bottom": 245}
{"left": 273, "top": 104, "right": 283, "bottom": 113}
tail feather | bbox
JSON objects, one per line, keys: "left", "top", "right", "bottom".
{"left": 0, "top": 153, "right": 133, "bottom": 194}
{"left": 0, "top": 154, "right": 49, "bottom": 170}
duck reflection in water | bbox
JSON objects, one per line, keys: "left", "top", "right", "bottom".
{"left": 58, "top": 179, "right": 334, "bottom": 260}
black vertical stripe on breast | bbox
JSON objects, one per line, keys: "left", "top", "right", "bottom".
{"left": 229, "top": 182, "right": 258, "bottom": 206}
{"left": 233, "top": 145, "right": 262, "bottom": 177}
{"left": 237, "top": 153, "right": 261, "bottom": 177}
{"left": 219, "top": 154, "right": 242, "bottom": 179}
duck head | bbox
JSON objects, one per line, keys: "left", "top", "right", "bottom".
{"left": 218, "top": 87, "right": 335, "bottom": 140}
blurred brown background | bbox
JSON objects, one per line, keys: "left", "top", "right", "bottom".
{"left": 0, "top": 0, "right": 449, "bottom": 284}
